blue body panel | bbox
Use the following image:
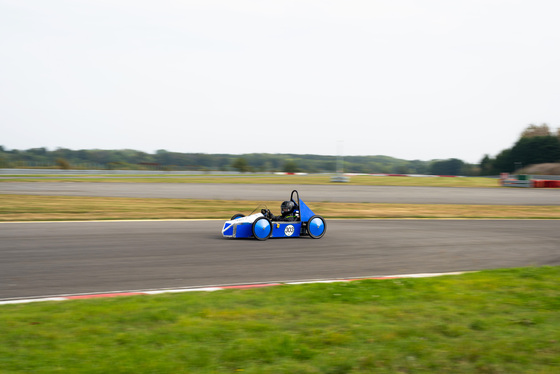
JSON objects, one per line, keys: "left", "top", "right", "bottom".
{"left": 270, "top": 222, "right": 302, "bottom": 238}
{"left": 235, "top": 223, "right": 253, "bottom": 238}
{"left": 298, "top": 199, "right": 315, "bottom": 222}
{"left": 222, "top": 219, "right": 304, "bottom": 239}
{"left": 222, "top": 223, "right": 234, "bottom": 237}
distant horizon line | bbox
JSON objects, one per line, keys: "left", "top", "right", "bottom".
{"left": 0, "top": 145, "right": 478, "bottom": 163}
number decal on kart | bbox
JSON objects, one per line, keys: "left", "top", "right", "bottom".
{"left": 284, "top": 225, "right": 295, "bottom": 236}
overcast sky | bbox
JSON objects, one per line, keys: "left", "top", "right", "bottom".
{"left": 2, "top": 0, "right": 559, "bottom": 163}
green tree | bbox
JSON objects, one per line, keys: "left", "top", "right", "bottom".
{"left": 395, "top": 164, "right": 409, "bottom": 174}
{"left": 429, "top": 158, "right": 465, "bottom": 175}
{"left": 408, "top": 160, "right": 429, "bottom": 174}
{"left": 492, "top": 136, "right": 560, "bottom": 173}
{"left": 283, "top": 160, "right": 299, "bottom": 173}
{"left": 491, "top": 149, "right": 513, "bottom": 173}
{"left": 55, "top": 158, "right": 71, "bottom": 169}
{"left": 479, "top": 155, "right": 492, "bottom": 175}
{"left": 521, "top": 123, "right": 552, "bottom": 138}
{"left": 0, "top": 156, "right": 9, "bottom": 168}
{"left": 232, "top": 157, "right": 250, "bottom": 172}
{"left": 511, "top": 136, "right": 560, "bottom": 165}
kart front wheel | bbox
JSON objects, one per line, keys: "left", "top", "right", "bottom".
{"left": 231, "top": 213, "right": 245, "bottom": 220}
{"left": 252, "top": 217, "right": 272, "bottom": 241}
{"left": 307, "top": 215, "right": 326, "bottom": 239}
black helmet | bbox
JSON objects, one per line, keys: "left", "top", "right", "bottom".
{"left": 281, "top": 200, "right": 296, "bottom": 215}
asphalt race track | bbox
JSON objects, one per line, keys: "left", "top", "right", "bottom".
{"left": 3, "top": 181, "right": 560, "bottom": 205}
{"left": 1, "top": 219, "right": 559, "bottom": 300}
{"left": 1, "top": 182, "right": 560, "bottom": 300}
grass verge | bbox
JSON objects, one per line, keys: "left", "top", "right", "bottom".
{"left": 1, "top": 195, "right": 559, "bottom": 221}
{"left": 1, "top": 267, "right": 559, "bottom": 373}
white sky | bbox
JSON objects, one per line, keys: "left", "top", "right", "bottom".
{"left": 1, "top": 0, "right": 559, "bottom": 163}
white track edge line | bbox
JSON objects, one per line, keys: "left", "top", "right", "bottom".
{"left": 0, "top": 271, "right": 466, "bottom": 305}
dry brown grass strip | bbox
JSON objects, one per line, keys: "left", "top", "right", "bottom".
{"left": 1, "top": 195, "right": 559, "bottom": 221}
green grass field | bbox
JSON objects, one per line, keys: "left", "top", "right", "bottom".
{"left": 1, "top": 267, "right": 559, "bottom": 373}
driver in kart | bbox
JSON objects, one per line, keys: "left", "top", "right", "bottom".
{"left": 262, "top": 200, "right": 299, "bottom": 221}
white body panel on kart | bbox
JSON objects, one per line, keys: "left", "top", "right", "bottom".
{"left": 221, "top": 213, "right": 263, "bottom": 238}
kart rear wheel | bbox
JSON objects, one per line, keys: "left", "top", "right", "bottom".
{"left": 231, "top": 213, "right": 245, "bottom": 220}
{"left": 307, "top": 215, "right": 326, "bottom": 239}
{"left": 252, "top": 217, "right": 272, "bottom": 241}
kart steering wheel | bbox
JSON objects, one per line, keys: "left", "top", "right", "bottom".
{"left": 261, "top": 208, "right": 271, "bottom": 218}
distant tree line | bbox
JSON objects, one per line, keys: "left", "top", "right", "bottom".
{"left": 3, "top": 124, "right": 557, "bottom": 176}
{"left": 479, "top": 124, "right": 560, "bottom": 174}
{"left": 0, "top": 146, "right": 480, "bottom": 175}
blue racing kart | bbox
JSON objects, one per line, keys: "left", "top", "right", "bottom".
{"left": 221, "top": 190, "right": 326, "bottom": 240}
